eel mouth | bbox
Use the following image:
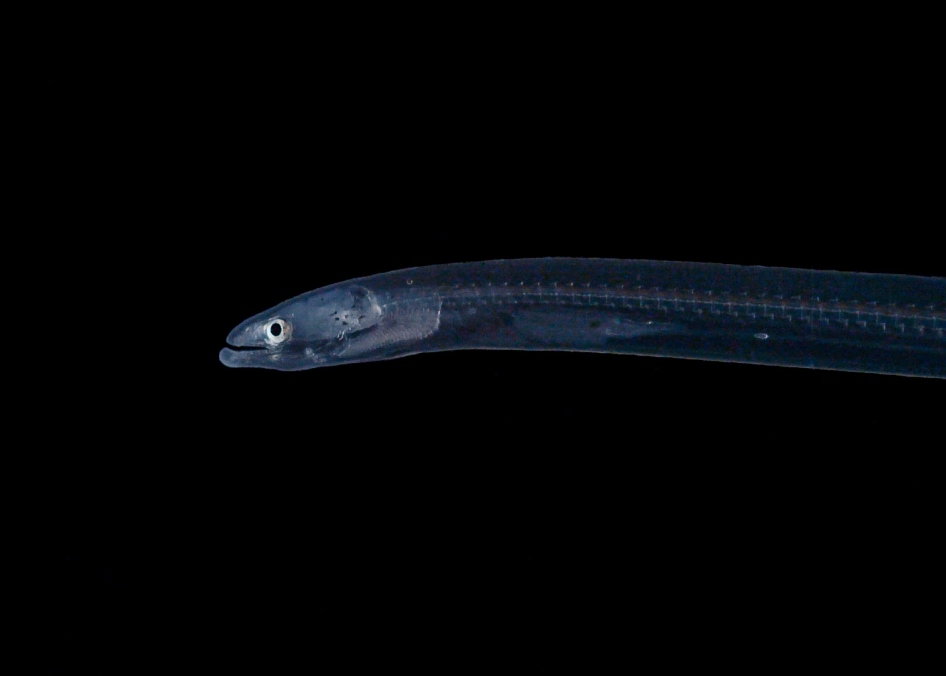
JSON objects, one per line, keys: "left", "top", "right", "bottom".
{"left": 220, "top": 322, "right": 269, "bottom": 368}
{"left": 219, "top": 344, "right": 267, "bottom": 367}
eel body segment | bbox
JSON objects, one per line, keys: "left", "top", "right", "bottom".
{"left": 220, "top": 258, "right": 946, "bottom": 378}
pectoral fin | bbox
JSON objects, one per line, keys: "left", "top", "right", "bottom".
{"left": 336, "top": 301, "right": 442, "bottom": 357}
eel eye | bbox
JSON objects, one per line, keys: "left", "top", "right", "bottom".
{"left": 264, "top": 319, "right": 290, "bottom": 345}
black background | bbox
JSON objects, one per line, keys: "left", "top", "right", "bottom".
{"left": 41, "top": 9, "right": 941, "bottom": 671}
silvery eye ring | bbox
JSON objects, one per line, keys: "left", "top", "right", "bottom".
{"left": 264, "top": 319, "right": 290, "bottom": 345}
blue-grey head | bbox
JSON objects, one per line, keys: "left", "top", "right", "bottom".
{"left": 219, "top": 285, "right": 384, "bottom": 370}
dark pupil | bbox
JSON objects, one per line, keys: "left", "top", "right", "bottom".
{"left": 270, "top": 323, "right": 282, "bottom": 337}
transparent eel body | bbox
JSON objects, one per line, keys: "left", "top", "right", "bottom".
{"left": 220, "top": 258, "right": 946, "bottom": 378}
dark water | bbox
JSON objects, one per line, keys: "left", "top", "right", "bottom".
{"left": 42, "top": 18, "right": 942, "bottom": 672}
